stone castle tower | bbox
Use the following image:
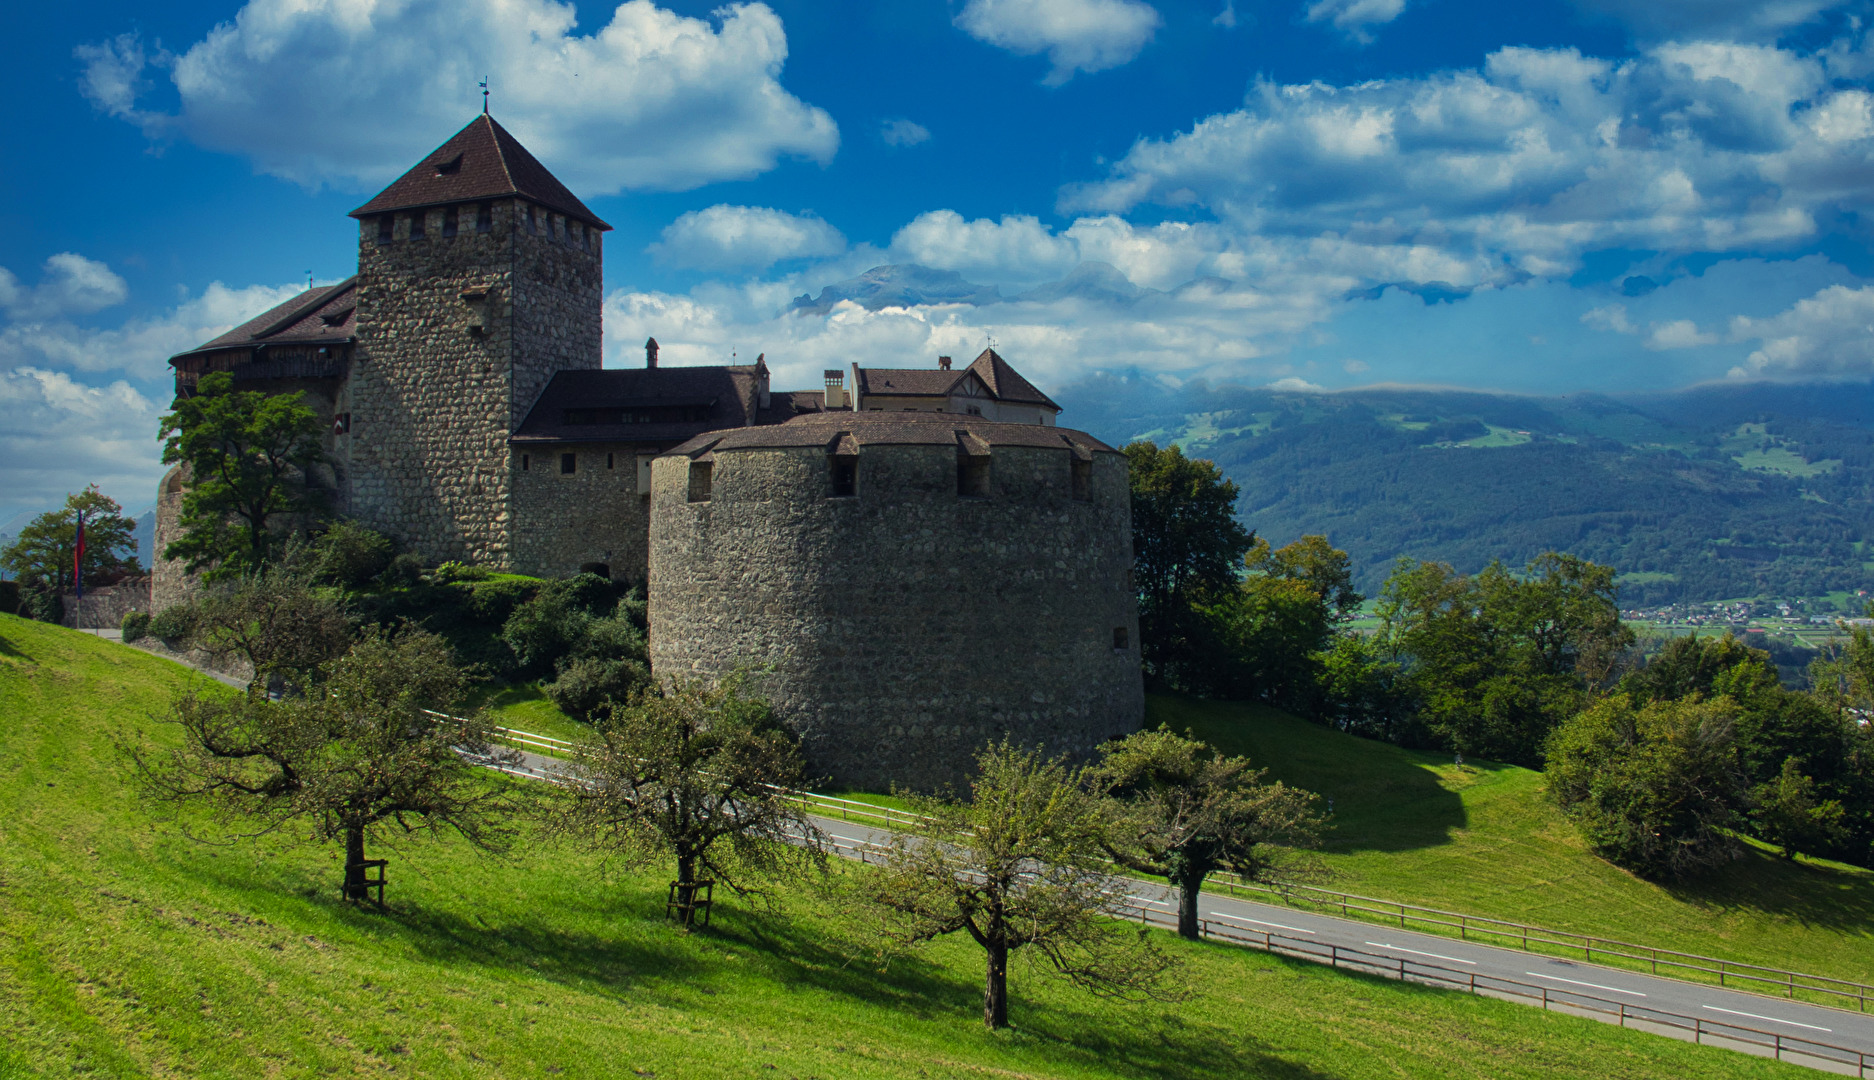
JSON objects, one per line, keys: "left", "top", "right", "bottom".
{"left": 155, "top": 116, "right": 1145, "bottom": 790}
{"left": 343, "top": 115, "right": 608, "bottom": 566}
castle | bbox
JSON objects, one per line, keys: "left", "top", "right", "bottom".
{"left": 154, "top": 115, "right": 1142, "bottom": 788}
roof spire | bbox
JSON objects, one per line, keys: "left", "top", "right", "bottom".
{"left": 480, "top": 77, "right": 489, "bottom": 114}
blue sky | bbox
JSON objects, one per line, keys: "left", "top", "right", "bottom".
{"left": 5, "top": 0, "right": 1874, "bottom": 519}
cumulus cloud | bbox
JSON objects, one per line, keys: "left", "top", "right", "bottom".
{"left": 1061, "top": 42, "right": 1874, "bottom": 281}
{"left": 1569, "top": 0, "right": 1850, "bottom": 43}
{"left": 0, "top": 255, "right": 129, "bottom": 321}
{"left": 0, "top": 280, "right": 308, "bottom": 381}
{"left": 1729, "top": 284, "right": 1874, "bottom": 377}
{"left": 955, "top": 0, "right": 1161, "bottom": 86}
{"left": 881, "top": 118, "right": 932, "bottom": 147}
{"left": 78, "top": 0, "right": 838, "bottom": 193}
{"left": 1646, "top": 319, "right": 1719, "bottom": 349}
{"left": 0, "top": 368, "right": 166, "bottom": 510}
{"left": 1305, "top": 0, "right": 1406, "bottom": 44}
{"left": 651, "top": 206, "right": 846, "bottom": 271}
{"left": 890, "top": 212, "right": 1081, "bottom": 283}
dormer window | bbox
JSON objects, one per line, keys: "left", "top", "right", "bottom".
{"left": 433, "top": 153, "right": 463, "bottom": 176}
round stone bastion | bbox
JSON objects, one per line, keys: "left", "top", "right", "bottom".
{"left": 646, "top": 411, "right": 1144, "bottom": 793}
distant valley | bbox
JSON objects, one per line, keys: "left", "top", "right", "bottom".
{"left": 1058, "top": 377, "right": 1874, "bottom": 607}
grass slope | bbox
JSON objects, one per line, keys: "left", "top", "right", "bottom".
{"left": 0, "top": 615, "right": 1806, "bottom": 1079}
{"left": 1155, "top": 695, "right": 1874, "bottom": 986}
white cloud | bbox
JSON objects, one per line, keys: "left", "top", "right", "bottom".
{"left": 1645, "top": 319, "right": 1719, "bottom": 349}
{"left": 79, "top": 0, "right": 838, "bottom": 193}
{"left": 1569, "top": 0, "right": 1849, "bottom": 43}
{"left": 0, "top": 368, "right": 165, "bottom": 511}
{"left": 0, "top": 255, "right": 129, "bottom": 321}
{"left": 890, "top": 212, "right": 1081, "bottom": 283}
{"left": 1267, "top": 376, "right": 1325, "bottom": 390}
{"left": 881, "top": 118, "right": 932, "bottom": 147}
{"left": 1729, "top": 284, "right": 1874, "bottom": 377}
{"left": 0, "top": 281, "right": 307, "bottom": 381}
{"left": 1213, "top": 1, "right": 1238, "bottom": 29}
{"left": 955, "top": 0, "right": 1161, "bottom": 86}
{"left": 1581, "top": 303, "right": 1637, "bottom": 334}
{"left": 1305, "top": 0, "right": 1406, "bottom": 44}
{"left": 651, "top": 206, "right": 846, "bottom": 271}
{"left": 1061, "top": 42, "right": 1874, "bottom": 280}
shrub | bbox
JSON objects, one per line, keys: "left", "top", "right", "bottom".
{"left": 26, "top": 589, "right": 64, "bottom": 624}
{"left": 377, "top": 553, "right": 424, "bottom": 590}
{"left": 121, "top": 610, "right": 151, "bottom": 642}
{"left": 432, "top": 560, "right": 491, "bottom": 584}
{"left": 467, "top": 579, "right": 535, "bottom": 624}
{"left": 0, "top": 580, "right": 22, "bottom": 616}
{"left": 544, "top": 655, "right": 651, "bottom": 721}
{"left": 1546, "top": 694, "right": 1745, "bottom": 879}
{"left": 314, "top": 520, "right": 396, "bottom": 589}
{"left": 149, "top": 604, "right": 198, "bottom": 645}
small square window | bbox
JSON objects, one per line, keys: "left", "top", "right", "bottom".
{"left": 1071, "top": 458, "right": 1092, "bottom": 501}
{"left": 560, "top": 452, "right": 576, "bottom": 475}
{"left": 688, "top": 460, "right": 714, "bottom": 502}
{"left": 607, "top": 452, "right": 615, "bottom": 469}
{"left": 521, "top": 454, "right": 530, "bottom": 471}
{"left": 1113, "top": 627, "right": 1129, "bottom": 651}
{"left": 409, "top": 212, "right": 425, "bottom": 240}
{"left": 830, "top": 457, "right": 857, "bottom": 498}
{"left": 442, "top": 206, "right": 458, "bottom": 238}
{"left": 957, "top": 455, "right": 990, "bottom": 498}
{"left": 476, "top": 203, "right": 493, "bottom": 233}
{"left": 376, "top": 215, "right": 394, "bottom": 244}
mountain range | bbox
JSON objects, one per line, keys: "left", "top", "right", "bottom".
{"left": 1055, "top": 377, "right": 1874, "bottom": 607}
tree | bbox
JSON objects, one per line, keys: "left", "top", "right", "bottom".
{"left": 1204, "top": 536, "right": 1364, "bottom": 709}
{"left": 177, "top": 548, "right": 354, "bottom": 696}
{"left": 129, "top": 627, "right": 520, "bottom": 903}
{"left": 865, "top": 742, "right": 1181, "bottom": 1029}
{"left": 1088, "top": 728, "right": 1326, "bottom": 940}
{"left": 159, "top": 371, "right": 328, "bottom": 578}
{"left": 1545, "top": 695, "right": 1745, "bottom": 879}
{"left": 550, "top": 676, "right": 823, "bottom": 927}
{"left": 1376, "top": 553, "right": 1633, "bottom": 766}
{"left": 0, "top": 486, "right": 140, "bottom": 595}
{"left": 1123, "top": 441, "right": 1255, "bottom": 691}
{"left": 1753, "top": 757, "right": 1848, "bottom": 860}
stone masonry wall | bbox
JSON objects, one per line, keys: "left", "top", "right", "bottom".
{"left": 511, "top": 443, "right": 653, "bottom": 584}
{"left": 346, "top": 199, "right": 602, "bottom": 568}
{"left": 647, "top": 440, "right": 1143, "bottom": 792}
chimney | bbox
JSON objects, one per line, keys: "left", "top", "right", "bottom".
{"left": 938, "top": 355, "right": 952, "bottom": 370}
{"left": 756, "top": 353, "right": 770, "bottom": 410}
{"left": 646, "top": 337, "right": 660, "bottom": 369}
{"left": 824, "top": 369, "right": 847, "bottom": 409}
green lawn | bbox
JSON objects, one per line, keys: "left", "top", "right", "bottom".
{"left": 1153, "top": 695, "right": 1874, "bottom": 988}
{"left": 0, "top": 615, "right": 1810, "bottom": 1079}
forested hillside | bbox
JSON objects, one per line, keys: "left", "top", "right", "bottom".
{"left": 1058, "top": 378, "right": 1874, "bottom": 605}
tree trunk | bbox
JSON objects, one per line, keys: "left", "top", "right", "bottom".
{"left": 674, "top": 852, "right": 697, "bottom": 928}
{"left": 983, "top": 939, "right": 1009, "bottom": 1029}
{"left": 1176, "top": 873, "right": 1202, "bottom": 940}
{"left": 342, "top": 823, "right": 367, "bottom": 901}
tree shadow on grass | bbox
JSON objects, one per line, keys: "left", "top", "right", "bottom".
{"left": 1660, "top": 844, "right": 1874, "bottom": 937}
{"left": 1148, "top": 694, "right": 1469, "bottom": 856}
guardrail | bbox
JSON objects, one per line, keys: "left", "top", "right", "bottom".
{"left": 1202, "top": 875, "right": 1874, "bottom": 1013}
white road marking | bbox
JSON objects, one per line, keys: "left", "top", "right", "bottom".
{"left": 1127, "top": 895, "right": 1176, "bottom": 909}
{"left": 1526, "top": 972, "right": 1646, "bottom": 997}
{"left": 1701, "top": 1006, "right": 1833, "bottom": 1032}
{"left": 1366, "top": 942, "right": 1476, "bottom": 965}
{"left": 1208, "top": 912, "right": 1315, "bottom": 934}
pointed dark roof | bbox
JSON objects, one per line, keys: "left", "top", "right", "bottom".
{"left": 349, "top": 115, "right": 610, "bottom": 230}
{"left": 966, "top": 348, "right": 1058, "bottom": 410}
{"left": 173, "top": 278, "right": 359, "bottom": 361}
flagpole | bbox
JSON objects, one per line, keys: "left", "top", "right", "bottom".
{"left": 73, "top": 509, "right": 85, "bottom": 631}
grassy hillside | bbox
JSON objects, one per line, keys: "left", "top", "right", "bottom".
{"left": 0, "top": 614, "right": 1808, "bottom": 1079}
{"left": 1153, "top": 695, "right": 1874, "bottom": 985}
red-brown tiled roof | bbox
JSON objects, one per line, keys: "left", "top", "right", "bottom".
{"left": 172, "top": 278, "right": 358, "bottom": 362}
{"left": 853, "top": 367, "right": 964, "bottom": 397}
{"left": 663, "top": 411, "right": 1112, "bottom": 457}
{"left": 967, "top": 348, "right": 1059, "bottom": 409}
{"left": 349, "top": 115, "right": 610, "bottom": 230}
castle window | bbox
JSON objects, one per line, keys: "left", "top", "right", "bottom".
{"left": 957, "top": 455, "right": 990, "bottom": 498}
{"left": 1071, "top": 458, "right": 1091, "bottom": 501}
{"left": 522, "top": 454, "right": 530, "bottom": 471}
{"left": 607, "top": 452, "right": 615, "bottom": 469}
{"left": 1113, "top": 627, "right": 1129, "bottom": 651}
{"left": 523, "top": 204, "right": 536, "bottom": 234}
{"left": 409, "top": 211, "right": 426, "bottom": 240}
{"left": 442, "top": 206, "right": 458, "bottom": 238}
{"left": 560, "top": 452, "right": 576, "bottom": 475}
{"left": 688, "top": 460, "right": 714, "bottom": 502}
{"left": 377, "top": 215, "right": 394, "bottom": 245}
{"left": 830, "top": 457, "right": 857, "bottom": 498}
{"left": 476, "top": 202, "right": 493, "bottom": 233}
